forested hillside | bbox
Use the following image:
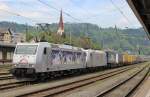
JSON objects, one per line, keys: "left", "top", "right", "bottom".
{"left": 0, "top": 21, "right": 150, "bottom": 55}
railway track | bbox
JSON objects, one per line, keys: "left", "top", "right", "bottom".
{"left": 0, "top": 63, "right": 147, "bottom": 97}
{"left": 4, "top": 64, "right": 139, "bottom": 97}
{"left": 0, "top": 64, "right": 12, "bottom": 75}
{"left": 23, "top": 63, "right": 147, "bottom": 97}
{"left": 0, "top": 81, "right": 30, "bottom": 91}
{"left": 0, "top": 75, "right": 13, "bottom": 80}
{"left": 95, "top": 64, "right": 150, "bottom": 97}
{"left": 52, "top": 63, "right": 149, "bottom": 97}
{"left": 0, "top": 72, "right": 10, "bottom": 75}
{"left": 0, "top": 63, "right": 134, "bottom": 97}
{"left": 0, "top": 78, "right": 37, "bottom": 92}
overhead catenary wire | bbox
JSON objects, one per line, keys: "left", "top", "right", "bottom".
{"left": 69, "top": 0, "right": 91, "bottom": 16}
{"left": 0, "top": 8, "right": 37, "bottom": 23}
{"left": 69, "top": 0, "right": 127, "bottom": 20}
{"left": 109, "top": 0, "right": 142, "bottom": 45}
{"left": 0, "top": 0, "right": 133, "bottom": 27}
{"left": 0, "top": 0, "right": 138, "bottom": 29}
{"left": 37, "top": 0, "right": 81, "bottom": 22}
{"left": 109, "top": 0, "right": 132, "bottom": 26}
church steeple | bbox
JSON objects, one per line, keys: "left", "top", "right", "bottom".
{"left": 57, "top": 9, "right": 64, "bottom": 36}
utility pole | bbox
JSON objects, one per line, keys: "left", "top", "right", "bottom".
{"left": 86, "top": 23, "right": 92, "bottom": 49}
{"left": 37, "top": 23, "right": 47, "bottom": 33}
{"left": 99, "top": 26, "right": 103, "bottom": 49}
{"left": 68, "top": 23, "right": 72, "bottom": 45}
{"left": 25, "top": 23, "right": 28, "bottom": 42}
{"left": 25, "top": 23, "right": 28, "bottom": 34}
{"left": 136, "top": 44, "right": 140, "bottom": 55}
{"left": 86, "top": 23, "right": 89, "bottom": 37}
{"left": 69, "top": 30, "right": 72, "bottom": 45}
{"left": 115, "top": 25, "right": 121, "bottom": 51}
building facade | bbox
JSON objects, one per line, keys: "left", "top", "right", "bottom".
{"left": 0, "top": 28, "right": 26, "bottom": 43}
{"left": 0, "top": 28, "right": 12, "bottom": 43}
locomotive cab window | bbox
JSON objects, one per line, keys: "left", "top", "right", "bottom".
{"left": 43, "top": 48, "right": 47, "bottom": 55}
{"left": 15, "top": 45, "right": 37, "bottom": 55}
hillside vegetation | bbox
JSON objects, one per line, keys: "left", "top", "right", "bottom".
{"left": 0, "top": 21, "right": 150, "bottom": 55}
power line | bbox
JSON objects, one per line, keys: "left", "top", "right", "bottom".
{"left": 69, "top": 0, "right": 91, "bottom": 15}
{"left": 37, "top": 0, "right": 59, "bottom": 11}
{"left": 37, "top": 0, "right": 81, "bottom": 22}
{"left": 109, "top": 0, "right": 132, "bottom": 25}
{"left": 65, "top": 0, "right": 127, "bottom": 22}
{"left": 0, "top": 8, "right": 20, "bottom": 16}
{"left": 0, "top": 8, "right": 37, "bottom": 23}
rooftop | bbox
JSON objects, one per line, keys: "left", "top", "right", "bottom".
{"left": 127, "top": 0, "right": 150, "bottom": 39}
{"left": 0, "top": 42, "right": 16, "bottom": 47}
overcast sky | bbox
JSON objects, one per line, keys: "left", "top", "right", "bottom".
{"left": 0, "top": 0, "right": 141, "bottom": 28}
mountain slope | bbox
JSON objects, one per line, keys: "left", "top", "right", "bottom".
{"left": 0, "top": 21, "right": 150, "bottom": 55}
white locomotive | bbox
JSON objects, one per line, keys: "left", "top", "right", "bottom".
{"left": 11, "top": 42, "right": 107, "bottom": 80}
{"left": 11, "top": 42, "right": 146, "bottom": 80}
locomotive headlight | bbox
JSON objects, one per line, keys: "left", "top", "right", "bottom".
{"left": 14, "top": 64, "right": 19, "bottom": 67}
{"left": 31, "top": 64, "right": 34, "bottom": 68}
{"left": 29, "top": 64, "right": 34, "bottom": 68}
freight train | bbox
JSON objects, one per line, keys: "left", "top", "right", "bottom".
{"left": 11, "top": 42, "right": 146, "bottom": 80}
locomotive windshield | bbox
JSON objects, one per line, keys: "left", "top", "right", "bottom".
{"left": 15, "top": 45, "right": 37, "bottom": 55}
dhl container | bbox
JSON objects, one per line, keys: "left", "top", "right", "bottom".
{"left": 123, "top": 53, "right": 129, "bottom": 65}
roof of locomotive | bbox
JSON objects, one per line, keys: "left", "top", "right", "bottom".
{"left": 17, "top": 42, "right": 83, "bottom": 51}
{"left": 84, "top": 49, "right": 105, "bottom": 54}
{"left": 51, "top": 43, "right": 83, "bottom": 51}
{"left": 16, "top": 42, "right": 48, "bottom": 45}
